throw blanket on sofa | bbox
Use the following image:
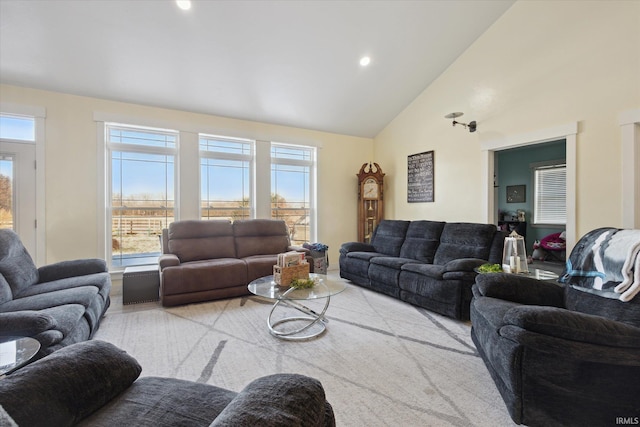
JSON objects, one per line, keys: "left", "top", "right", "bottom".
{"left": 560, "top": 228, "right": 640, "bottom": 302}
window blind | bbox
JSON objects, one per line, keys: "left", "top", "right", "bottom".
{"left": 534, "top": 164, "right": 566, "bottom": 225}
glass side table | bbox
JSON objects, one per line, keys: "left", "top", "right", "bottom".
{"left": 248, "top": 274, "right": 347, "bottom": 341}
{"left": 0, "top": 337, "right": 41, "bottom": 378}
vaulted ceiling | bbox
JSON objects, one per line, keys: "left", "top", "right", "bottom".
{"left": 0, "top": 0, "right": 514, "bottom": 138}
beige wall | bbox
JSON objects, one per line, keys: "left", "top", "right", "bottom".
{"left": 2, "top": 1, "right": 638, "bottom": 269}
{"left": 375, "top": 1, "right": 639, "bottom": 239}
{"left": 0, "top": 84, "right": 372, "bottom": 267}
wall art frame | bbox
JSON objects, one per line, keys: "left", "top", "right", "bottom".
{"left": 407, "top": 150, "right": 434, "bottom": 203}
{"left": 506, "top": 185, "right": 526, "bottom": 203}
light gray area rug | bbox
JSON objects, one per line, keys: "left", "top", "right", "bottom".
{"left": 95, "top": 276, "right": 516, "bottom": 426}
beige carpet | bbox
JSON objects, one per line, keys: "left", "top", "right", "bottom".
{"left": 95, "top": 273, "right": 516, "bottom": 426}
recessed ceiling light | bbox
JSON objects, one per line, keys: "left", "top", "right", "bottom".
{"left": 176, "top": 0, "right": 192, "bottom": 11}
{"left": 359, "top": 56, "right": 371, "bottom": 67}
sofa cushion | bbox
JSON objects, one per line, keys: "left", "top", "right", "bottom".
{"left": 79, "top": 377, "right": 237, "bottom": 427}
{"left": 564, "top": 285, "right": 640, "bottom": 328}
{"left": 168, "top": 220, "right": 236, "bottom": 262}
{"left": 370, "top": 220, "right": 410, "bottom": 257}
{"left": 399, "top": 220, "right": 445, "bottom": 263}
{"left": 0, "top": 304, "right": 85, "bottom": 347}
{"left": 243, "top": 254, "right": 279, "bottom": 282}
{"left": 433, "top": 223, "right": 497, "bottom": 265}
{"left": 0, "top": 310, "right": 56, "bottom": 337}
{"left": 370, "top": 257, "right": 419, "bottom": 269}
{"left": 16, "top": 272, "right": 110, "bottom": 299}
{"left": 211, "top": 374, "right": 330, "bottom": 427}
{"left": 503, "top": 305, "right": 640, "bottom": 348}
{"left": 0, "top": 230, "right": 39, "bottom": 297}
{"left": 471, "top": 296, "right": 521, "bottom": 331}
{"left": 37, "top": 259, "right": 107, "bottom": 283}
{"left": 0, "top": 340, "right": 141, "bottom": 427}
{"left": 161, "top": 259, "right": 248, "bottom": 296}
{"left": 400, "top": 263, "right": 446, "bottom": 279}
{"left": 1, "top": 286, "right": 98, "bottom": 312}
{"left": 0, "top": 275, "right": 13, "bottom": 306}
{"left": 347, "top": 251, "right": 384, "bottom": 261}
{"left": 233, "top": 219, "right": 290, "bottom": 258}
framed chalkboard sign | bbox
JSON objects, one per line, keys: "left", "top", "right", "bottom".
{"left": 408, "top": 150, "right": 434, "bottom": 203}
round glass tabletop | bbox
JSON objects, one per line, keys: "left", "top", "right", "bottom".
{"left": 0, "top": 336, "right": 40, "bottom": 376}
{"left": 248, "top": 273, "right": 347, "bottom": 301}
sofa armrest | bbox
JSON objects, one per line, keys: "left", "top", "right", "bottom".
{"left": 159, "top": 254, "right": 180, "bottom": 270}
{"left": 473, "top": 272, "right": 564, "bottom": 307}
{"left": 37, "top": 259, "right": 107, "bottom": 283}
{"left": 0, "top": 311, "right": 56, "bottom": 337}
{"left": 0, "top": 340, "right": 141, "bottom": 427}
{"left": 340, "top": 242, "right": 374, "bottom": 254}
{"left": 503, "top": 306, "right": 640, "bottom": 348}
{"left": 444, "top": 258, "right": 487, "bottom": 273}
{"left": 210, "top": 373, "right": 333, "bottom": 427}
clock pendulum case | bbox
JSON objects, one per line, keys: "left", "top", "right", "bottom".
{"left": 357, "top": 162, "right": 385, "bottom": 243}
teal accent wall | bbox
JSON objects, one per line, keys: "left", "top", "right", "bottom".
{"left": 496, "top": 140, "right": 566, "bottom": 252}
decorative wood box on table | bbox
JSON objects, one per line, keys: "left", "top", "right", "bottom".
{"left": 273, "top": 251, "right": 310, "bottom": 286}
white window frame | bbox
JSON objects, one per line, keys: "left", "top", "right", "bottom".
{"left": 95, "top": 112, "right": 321, "bottom": 273}
{"left": 103, "top": 122, "right": 178, "bottom": 270}
{"left": 199, "top": 134, "right": 255, "bottom": 220}
{"left": 532, "top": 160, "right": 566, "bottom": 226}
{"left": 270, "top": 142, "right": 317, "bottom": 243}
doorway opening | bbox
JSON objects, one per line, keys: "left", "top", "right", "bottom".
{"left": 494, "top": 140, "right": 567, "bottom": 268}
{"left": 481, "top": 122, "right": 577, "bottom": 255}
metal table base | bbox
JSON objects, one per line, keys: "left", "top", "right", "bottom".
{"left": 267, "top": 287, "right": 331, "bottom": 340}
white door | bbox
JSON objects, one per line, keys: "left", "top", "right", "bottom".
{"left": 0, "top": 141, "right": 37, "bottom": 258}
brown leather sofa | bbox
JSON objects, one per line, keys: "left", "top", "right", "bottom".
{"left": 159, "top": 219, "right": 308, "bottom": 306}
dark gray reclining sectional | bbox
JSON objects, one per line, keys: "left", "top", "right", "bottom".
{"left": 0, "top": 340, "right": 336, "bottom": 427}
{"left": 471, "top": 227, "right": 640, "bottom": 426}
{"left": 339, "top": 220, "right": 506, "bottom": 320}
{"left": 0, "top": 230, "right": 111, "bottom": 356}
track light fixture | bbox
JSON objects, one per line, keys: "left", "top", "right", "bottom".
{"left": 445, "top": 112, "right": 477, "bottom": 133}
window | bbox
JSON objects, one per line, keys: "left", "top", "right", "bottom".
{"left": 533, "top": 163, "right": 566, "bottom": 225}
{"left": 0, "top": 114, "right": 36, "bottom": 230}
{"left": 271, "top": 143, "right": 315, "bottom": 245}
{"left": 0, "top": 155, "right": 13, "bottom": 230}
{"left": 200, "top": 135, "right": 254, "bottom": 221}
{"left": 2, "top": 105, "right": 46, "bottom": 264}
{"left": 107, "top": 124, "right": 177, "bottom": 268}
{"left": 0, "top": 115, "right": 35, "bottom": 142}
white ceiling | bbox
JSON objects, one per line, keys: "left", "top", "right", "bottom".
{"left": 0, "top": 0, "right": 514, "bottom": 138}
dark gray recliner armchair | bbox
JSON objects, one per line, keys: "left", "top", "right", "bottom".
{"left": 0, "top": 229, "right": 111, "bottom": 356}
{"left": 0, "top": 340, "right": 336, "bottom": 427}
{"left": 471, "top": 227, "right": 640, "bottom": 426}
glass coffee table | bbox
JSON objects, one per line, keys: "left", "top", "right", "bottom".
{"left": 248, "top": 273, "right": 347, "bottom": 340}
{"left": 0, "top": 336, "right": 40, "bottom": 377}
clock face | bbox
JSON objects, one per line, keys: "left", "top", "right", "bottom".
{"left": 363, "top": 178, "right": 379, "bottom": 199}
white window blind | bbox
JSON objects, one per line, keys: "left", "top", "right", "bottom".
{"left": 534, "top": 164, "right": 566, "bottom": 225}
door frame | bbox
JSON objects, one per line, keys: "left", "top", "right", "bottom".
{"left": 480, "top": 122, "right": 578, "bottom": 253}
{"left": 0, "top": 102, "right": 46, "bottom": 265}
{"left": 620, "top": 109, "right": 640, "bottom": 228}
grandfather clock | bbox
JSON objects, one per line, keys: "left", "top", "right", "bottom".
{"left": 357, "top": 162, "right": 385, "bottom": 243}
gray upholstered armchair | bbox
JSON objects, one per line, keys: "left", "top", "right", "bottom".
{"left": 470, "top": 228, "right": 640, "bottom": 426}
{"left": 0, "top": 229, "right": 111, "bottom": 356}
